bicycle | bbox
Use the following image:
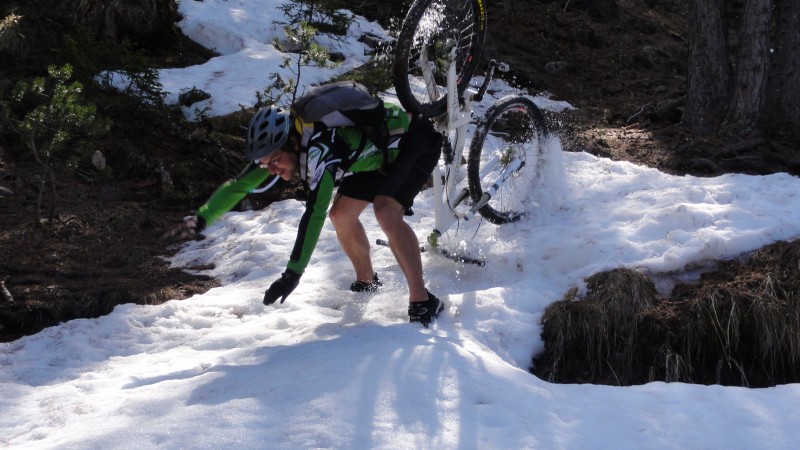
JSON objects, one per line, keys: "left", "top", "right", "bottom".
{"left": 386, "top": 0, "right": 550, "bottom": 266}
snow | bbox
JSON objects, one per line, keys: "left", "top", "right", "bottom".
{"left": 3, "top": 1, "right": 800, "bottom": 448}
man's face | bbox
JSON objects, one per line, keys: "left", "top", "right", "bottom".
{"left": 258, "top": 148, "right": 297, "bottom": 181}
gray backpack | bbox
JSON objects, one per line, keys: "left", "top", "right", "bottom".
{"left": 291, "top": 81, "right": 390, "bottom": 156}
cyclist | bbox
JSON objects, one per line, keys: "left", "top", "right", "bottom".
{"left": 165, "top": 100, "right": 445, "bottom": 326}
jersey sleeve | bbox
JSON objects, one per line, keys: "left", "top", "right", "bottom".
{"left": 286, "top": 168, "right": 335, "bottom": 274}
{"left": 196, "top": 163, "right": 272, "bottom": 227}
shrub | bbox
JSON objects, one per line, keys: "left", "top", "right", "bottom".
{"left": 3, "top": 64, "right": 111, "bottom": 219}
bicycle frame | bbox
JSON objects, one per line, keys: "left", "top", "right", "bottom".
{"left": 421, "top": 47, "right": 517, "bottom": 259}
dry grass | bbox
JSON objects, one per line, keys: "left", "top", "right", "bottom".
{"left": 532, "top": 240, "right": 800, "bottom": 387}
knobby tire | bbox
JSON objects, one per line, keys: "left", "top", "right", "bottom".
{"left": 466, "top": 95, "right": 549, "bottom": 224}
{"left": 393, "top": 0, "right": 488, "bottom": 118}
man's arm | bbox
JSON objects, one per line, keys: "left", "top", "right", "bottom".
{"left": 262, "top": 169, "right": 334, "bottom": 305}
{"left": 262, "top": 132, "right": 341, "bottom": 305}
{"left": 162, "top": 164, "right": 273, "bottom": 243}
{"left": 286, "top": 169, "right": 335, "bottom": 274}
{"left": 196, "top": 163, "right": 272, "bottom": 227}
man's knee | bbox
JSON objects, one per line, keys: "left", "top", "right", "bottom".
{"left": 329, "top": 203, "right": 356, "bottom": 229}
{"left": 329, "top": 207, "right": 353, "bottom": 229}
{"left": 373, "top": 196, "right": 404, "bottom": 227}
{"left": 329, "top": 195, "right": 368, "bottom": 226}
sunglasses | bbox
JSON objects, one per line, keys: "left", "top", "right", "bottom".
{"left": 258, "top": 150, "right": 282, "bottom": 169}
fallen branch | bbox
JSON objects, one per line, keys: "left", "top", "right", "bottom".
{"left": 626, "top": 102, "right": 654, "bottom": 124}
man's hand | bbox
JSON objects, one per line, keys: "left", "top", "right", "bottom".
{"left": 161, "top": 216, "right": 205, "bottom": 244}
{"left": 263, "top": 270, "right": 301, "bottom": 305}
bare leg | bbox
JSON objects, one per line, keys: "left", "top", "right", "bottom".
{"left": 373, "top": 195, "right": 428, "bottom": 302}
{"left": 329, "top": 194, "right": 374, "bottom": 282}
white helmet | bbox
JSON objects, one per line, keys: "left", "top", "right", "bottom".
{"left": 245, "top": 106, "right": 291, "bottom": 161}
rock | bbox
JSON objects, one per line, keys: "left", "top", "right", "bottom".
{"left": 91, "top": 150, "right": 107, "bottom": 170}
{"left": 329, "top": 51, "right": 346, "bottom": 63}
{"left": 544, "top": 61, "right": 571, "bottom": 74}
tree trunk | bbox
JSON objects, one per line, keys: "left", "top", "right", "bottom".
{"left": 766, "top": 0, "right": 800, "bottom": 139}
{"left": 721, "top": 0, "right": 772, "bottom": 137}
{"left": 684, "top": 0, "right": 730, "bottom": 134}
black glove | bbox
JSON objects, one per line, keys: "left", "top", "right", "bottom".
{"left": 263, "top": 270, "right": 301, "bottom": 305}
{"left": 161, "top": 215, "right": 206, "bottom": 243}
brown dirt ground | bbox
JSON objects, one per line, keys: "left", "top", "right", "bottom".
{"left": 1, "top": 0, "right": 798, "bottom": 342}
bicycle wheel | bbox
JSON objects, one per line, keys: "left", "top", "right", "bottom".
{"left": 467, "top": 95, "right": 548, "bottom": 225}
{"left": 393, "top": 0, "right": 487, "bottom": 118}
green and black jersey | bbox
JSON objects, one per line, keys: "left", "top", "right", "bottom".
{"left": 196, "top": 102, "right": 411, "bottom": 275}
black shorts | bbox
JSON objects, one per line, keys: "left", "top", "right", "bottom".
{"left": 337, "top": 116, "right": 442, "bottom": 209}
